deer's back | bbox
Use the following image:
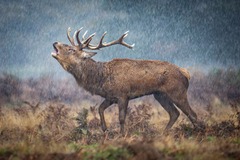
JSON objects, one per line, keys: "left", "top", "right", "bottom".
{"left": 103, "top": 59, "right": 189, "bottom": 98}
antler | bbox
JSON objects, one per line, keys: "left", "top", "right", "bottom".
{"left": 67, "top": 27, "right": 135, "bottom": 50}
{"left": 86, "top": 31, "right": 135, "bottom": 50}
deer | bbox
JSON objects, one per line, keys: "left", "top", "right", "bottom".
{"left": 51, "top": 27, "right": 202, "bottom": 135}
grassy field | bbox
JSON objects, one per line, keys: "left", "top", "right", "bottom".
{"left": 0, "top": 69, "right": 240, "bottom": 160}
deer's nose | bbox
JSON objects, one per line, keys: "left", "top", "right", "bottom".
{"left": 53, "top": 42, "right": 58, "bottom": 46}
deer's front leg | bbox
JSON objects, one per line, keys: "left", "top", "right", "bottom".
{"left": 99, "top": 99, "right": 113, "bottom": 132}
{"left": 118, "top": 97, "right": 129, "bottom": 135}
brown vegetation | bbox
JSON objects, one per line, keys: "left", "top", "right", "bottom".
{"left": 0, "top": 69, "right": 240, "bottom": 159}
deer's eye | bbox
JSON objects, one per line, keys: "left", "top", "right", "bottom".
{"left": 68, "top": 49, "right": 75, "bottom": 54}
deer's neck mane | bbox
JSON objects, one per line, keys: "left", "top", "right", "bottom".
{"left": 70, "top": 59, "right": 107, "bottom": 95}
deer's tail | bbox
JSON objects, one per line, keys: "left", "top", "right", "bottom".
{"left": 179, "top": 68, "right": 191, "bottom": 80}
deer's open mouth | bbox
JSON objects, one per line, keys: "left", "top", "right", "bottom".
{"left": 51, "top": 42, "right": 59, "bottom": 57}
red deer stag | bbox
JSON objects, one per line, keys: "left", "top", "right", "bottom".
{"left": 52, "top": 27, "right": 201, "bottom": 135}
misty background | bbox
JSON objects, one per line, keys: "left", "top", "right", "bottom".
{"left": 1, "top": 0, "right": 240, "bottom": 78}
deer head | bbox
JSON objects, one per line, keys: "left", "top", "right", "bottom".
{"left": 52, "top": 27, "right": 134, "bottom": 71}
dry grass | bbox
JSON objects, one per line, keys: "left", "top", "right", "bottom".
{"left": 0, "top": 69, "right": 240, "bottom": 159}
{"left": 0, "top": 100, "right": 239, "bottom": 160}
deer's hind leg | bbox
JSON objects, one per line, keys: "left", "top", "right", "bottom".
{"left": 170, "top": 92, "right": 199, "bottom": 128}
{"left": 154, "top": 93, "right": 180, "bottom": 130}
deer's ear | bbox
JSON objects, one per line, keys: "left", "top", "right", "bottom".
{"left": 82, "top": 51, "right": 97, "bottom": 58}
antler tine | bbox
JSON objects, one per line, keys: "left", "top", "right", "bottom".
{"left": 67, "top": 27, "right": 76, "bottom": 46}
{"left": 82, "top": 30, "right": 88, "bottom": 41}
{"left": 118, "top": 31, "right": 135, "bottom": 49}
{"left": 82, "top": 33, "right": 96, "bottom": 48}
{"left": 76, "top": 27, "right": 84, "bottom": 48}
{"left": 115, "top": 31, "right": 135, "bottom": 49}
{"left": 97, "top": 32, "right": 107, "bottom": 48}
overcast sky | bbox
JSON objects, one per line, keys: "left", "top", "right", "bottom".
{"left": 1, "top": 0, "right": 240, "bottom": 77}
